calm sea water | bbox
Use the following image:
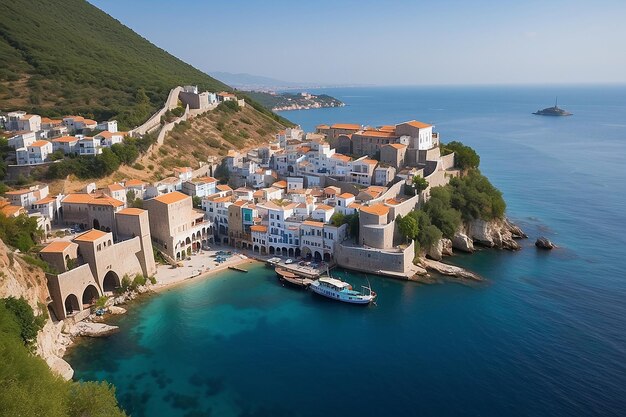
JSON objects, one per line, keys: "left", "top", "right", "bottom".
{"left": 67, "top": 85, "right": 626, "bottom": 417}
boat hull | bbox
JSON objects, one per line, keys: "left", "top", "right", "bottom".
{"left": 309, "top": 282, "right": 375, "bottom": 305}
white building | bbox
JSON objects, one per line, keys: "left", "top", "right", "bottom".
{"left": 16, "top": 140, "right": 52, "bottom": 165}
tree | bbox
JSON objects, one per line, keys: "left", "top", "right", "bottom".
{"left": 330, "top": 212, "right": 345, "bottom": 227}
{"left": 442, "top": 141, "right": 480, "bottom": 170}
{"left": 2, "top": 297, "right": 45, "bottom": 349}
{"left": 412, "top": 176, "right": 429, "bottom": 194}
{"left": 192, "top": 196, "right": 202, "bottom": 209}
{"left": 396, "top": 214, "right": 419, "bottom": 243}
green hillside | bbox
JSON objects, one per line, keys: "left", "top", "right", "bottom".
{"left": 0, "top": 0, "right": 287, "bottom": 129}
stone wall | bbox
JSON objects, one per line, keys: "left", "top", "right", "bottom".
{"left": 360, "top": 222, "right": 395, "bottom": 249}
{"left": 336, "top": 240, "right": 415, "bottom": 277}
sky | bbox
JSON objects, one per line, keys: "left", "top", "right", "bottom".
{"left": 89, "top": 0, "right": 626, "bottom": 86}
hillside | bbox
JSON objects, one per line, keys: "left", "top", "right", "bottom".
{"left": 0, "top": 0, "right": 288, "bottom": 129}
{"left": 244, "top": 91, "right": 344, "bottom": 111}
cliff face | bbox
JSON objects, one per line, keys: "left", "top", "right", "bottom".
{"left": 452, "top": 217, "right": 526, "bottom": 252}
{"left": 0, "top": 239, "right": 74, "bottom": 380}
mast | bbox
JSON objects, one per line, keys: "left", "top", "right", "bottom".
{"left": 555, "top": 96, "right": 558, "bottom": 108}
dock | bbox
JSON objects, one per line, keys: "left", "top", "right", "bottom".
{"left": 228, "top": 266, "right": 248, "bottom": 273}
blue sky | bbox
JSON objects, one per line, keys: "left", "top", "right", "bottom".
{"left": 89, "top": 0, "right": 626, "bottom": 85}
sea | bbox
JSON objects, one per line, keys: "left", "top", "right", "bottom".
{"left": 66, "top": 85, "right": 626, "bottom": 417}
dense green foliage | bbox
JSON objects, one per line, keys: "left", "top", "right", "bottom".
{"left": 0, "top": 0, "right": 231, "bottom": 129}
{"left": 397, "top": 169, "right": 505, "bottom": 250}
{"left": 244, "top": 90, "right": 343, "bottom": 110}
{"left": 45, "top": 132, "right": 157, "bottom": 180}
{"left": 0, "top": 300, "right": 128, "bottom": 417}
{"left": 2, "top": 297, "right": 45, "bottom": 350}
{"left": 0, "top": 213, "right": 43, "bottom": 251}
{"left": 441, "top": 141, "right": 480, "bottom": 170}
{"left": 412, "top": 176, "right": 429, "bottom": 193}
{"left": 330, "top": 212, "right": 359, "bottom": 238}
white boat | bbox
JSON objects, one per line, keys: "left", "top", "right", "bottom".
{"left": 265, "top": 257, "right": 281, "bottom": 267}
{"left": 309, "top": 276, "right": 376, "bottom": 305}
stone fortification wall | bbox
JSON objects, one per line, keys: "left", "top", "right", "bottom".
{"left": 336, "top": 240, "right": 415, "bottom": 277}
{"left": 132, "top": 86, "right": 183, "bottom": 136}
{"left": 360, "top": 222, "right": 395, "bottom": 249}
{"left": 368, "top": 179, "right": 404, "bottom": 205}
{"left": 440, "top": 152, "right": 455, "bottom": 170}
{"left": 47, "top": 264, "right": 100, "bottom": 320}
{"left": 387, "top": 194, "right": 420, "bottom": 219}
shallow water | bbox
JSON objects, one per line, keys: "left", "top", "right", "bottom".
{"left": 67, "top": 85, "right": 626, "bottom": 416}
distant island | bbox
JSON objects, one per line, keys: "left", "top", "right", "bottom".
{"left": 243, "top": 91, "right": 345, "bottom": 111}
{"left": 533, "top": 98, "right": 572, "bottom": 116}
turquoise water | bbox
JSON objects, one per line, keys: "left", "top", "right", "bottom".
{"left": 67, "top": 85, "right": 626, "bottom": 416}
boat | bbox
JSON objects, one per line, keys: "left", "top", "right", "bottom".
{"left": 266, "top": 257, "right": 281, "bottom": 267}
{"left": 276, "top": 267, "right": 312, "bottom": 288}
{"left": 309, "top": 275, "right": 376, "bottom": 305}
{"left": 533, "top": 97, "right": 572, "bottom": 116}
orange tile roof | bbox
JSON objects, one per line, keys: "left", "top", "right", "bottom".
{"left": 385, "top": 198, "right": 402, "bottom": 206}
{"left": 404, "top": 120, "right": 432, "bottom": 129}
{"left": 386, "top": 143, "right": 407, "bottom": 150}
{"left": 34, "top": 196, "right": 57, "bottom": 205}
{"left": 0, "top": 205, "right": 25, "bottom": 217}
{"left": 107, "top": 183, "right": 125, "bottom": 192}
{"left": 378, "top": 125, "right": 396, "bottom": 132}
{"left": 360, "top": 204, "right": 390, "bottom": 216}
{"left": 63, "top": 193, "right": 124, "bottom": 207}
{"left": 303, "top": 220, "right": 324, "bottom": 227}
{"left": 40, "top": 241, "right": 74, "bottom": 253}
{"left": 250, "top": 225, "right": 267, "bottom": 232}
{"left": 315, "top": 204, "right": 333, "bottom": 211}
{"left": 324, "top": 186, "right": 340, "bottom": 195}
{"left": 74, "top": 229, "right": 108, "bottom": 242}
{"left": 356, "top": 159, "right": 378, "bottom": 165}
{"left": 216, "top": 184, "right": 232, "bottom": 191}
{"left": 272, "top": 180, "right": 287, "bottom": 189}
{"left": 316, "top": 124, "right": 330, "bottom": 129}
{"left": 52, "top": 136, "right": 78, "bottom": 143}
{"left": 348, "top": 202, "right": 362, "bottom": 209}
{"left": 331, "top": 153, "right": 351, "bottom": 162}
{"left": 338, "top": 192, "right": 355, "bottom": 199}
{"left": 253, "top": 190, "right": 264, "bottom": 198}
{"left": 30, "top": 140, "right": 50, "bottom": 148}
{"left": 117, "top": 208, "right": 145, "bottom": 216}
{"left": 356, "top": 130, "right": 397, "bottom": 138}
{"left": 152, "top": 191, "right": 189, "bottom": 205}
{"left": 174, "top": 167, "right": 192, "bottom": 173}
{"left": 125, "top": 179, "right": 146, "bottom": 187}
{"left": 83, "top": 119, "right": 97, "bottom": 125}
{"left": 4, "top": 188, "right": 31, "bottom": 195}
{"left": 331, "top": 123, "right": 361, "bottom": 130}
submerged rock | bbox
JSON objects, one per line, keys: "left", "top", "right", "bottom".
{"left": 535, "top": 237, "right": 555, "bottom": 250}
{"left": 108, "top": 306, "right": 127, "bottom": 315}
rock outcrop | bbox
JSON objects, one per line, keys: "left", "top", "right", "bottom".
{"left": 452, "top": 231, "right": 475, "bottom": 252}
{"left": 70, "top": 322, "right": 119, "bottom": 337}
{"left": 37, "top": 320, "right": 74, "bottom": 380}
{"left": 535, "top": 237, "right": 555, "bottom": 250}
{"left": 427, "top": 238, "right": 454, "bottom": 261}
{"left": 420, "top": 258, "right": 482, "bottom": 282}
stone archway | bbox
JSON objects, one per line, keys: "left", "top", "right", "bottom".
{"left": 269, "top": 246, "right": 275, "bottom": 255}
{"left": 301, "top": 247, "right": 312, "bottom": 259}
{"left": 314, "top": 251, "right": 322, "bottom": 261}
{"left": 93, "top": 219, "right": 100, "bottom": 230}
{"left": 64, "top": 294, "right": 80, "bottom": 316}
{"left": 103, "top": 270, "right": 120, "bottom": 293}
{"left": 288, "top": 248, "right": 294, "bottom": 257}
{"left": 323, "top": 252, "right": 331, "bottom": 262}
{"left": 186, "top": 247, "right": 192, "bottom": 256}
{"left": 281, "top": 247, "right": 288, "bottom": 257}
{"left": 82, "top": 285, "right": 99, "bottom": 308}
{"left": 295, "top": 248, "right": 301, "bottom": 257}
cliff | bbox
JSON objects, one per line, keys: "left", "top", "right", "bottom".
{"left": 449, "top": 217, "right": 526, "bottom": 254}
{"left": 0, "top": 239, "right": 74, "bottom": 379}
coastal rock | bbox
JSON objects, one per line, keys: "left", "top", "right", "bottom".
{"left": 49, "top": 356, "right": 74, "bottom": 381}
{"left": 427, "top": 238, "right": 454, "bottom": 261}
{"left": 71, "top": 322, "right": 119, "bottom": 337}
{"left": 468, "top": 218, "right": 522, "bottom": 251}
{"left": 421, "top": 258, "right": 482, "bottom": 282}
{"left": 452, "top": 231, "right": 474, "bottom": 253}
{"left": 535, "top": 237, "right": 555, "bottom": 250}
{"left": 441, "top": 238, "right": 454, "bottom": 256}
{"left": 37, "top": 319, "right": 74, "bottom": 380}
{"left": 505, "top": 218, "right": 528, "bottom": 239}
{"left": 108, "top": 306, "right": 127, "bottom": 315}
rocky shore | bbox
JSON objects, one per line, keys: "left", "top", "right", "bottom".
{"left": 418, "top": 217, "right": 527, "bottom": 282}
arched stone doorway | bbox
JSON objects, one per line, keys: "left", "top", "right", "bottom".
{"left": 295, "top": 248, "right": 301, "bottom": 257}
{"left": 302, "top": 247, "right": 312, "bottom": 259}
{"left": 323, "top": 252, "right": 331, "bottom": 262}
{"left": 288, "top": 248, "right": 294, "bottom": 257}
{"left": 93, "top": 219, "right": 100, "bottom": 230}
{"left": 269, "top": 246, "right": 275, "bottom": 255}
{"left": 103, "top": 271, "right": 120, "bottom": 293}
{"left": 314, "top": 251, "right": 322, "bottom": 261}
{"left": 64, "top": 294, "right": 80, "bottom": 316}
{"left": 82, "top": 285, "right": 99, "bottom": 308}
{"left": 281, "top": 247, "right": 288, "bottom": 257}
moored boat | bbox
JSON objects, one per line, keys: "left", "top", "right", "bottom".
{"left": 309, "top": 276, "right": 376, "bottom": 305}
{"left": 276, "top": 267, "right": 312, "bottom": 288}
{"left": 266, "top": 257, "right": 281, "bottom": 267}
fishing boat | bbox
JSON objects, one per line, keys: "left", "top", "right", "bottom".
{"left": 275, "top": 267, "right": 312, "bottom": 288}
{"left": 533, "top": 97, "right": 572, "bottom": 116}
{"left": 309, "top": 275, "right": 376, "bottom": 305}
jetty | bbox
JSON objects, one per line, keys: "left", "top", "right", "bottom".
{"left": 228, "top": 266, "right": 248, "bottom": 273}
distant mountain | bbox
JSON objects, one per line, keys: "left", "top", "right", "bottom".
{"left": 210, "top": 72, "right": 307, "bottom": 90}
{"left": 0, "top": 0, "right": 256, "bottom": 129}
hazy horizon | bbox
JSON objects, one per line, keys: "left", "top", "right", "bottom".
{"left": 89, "top": 0, "right": 626, "bottom": 86}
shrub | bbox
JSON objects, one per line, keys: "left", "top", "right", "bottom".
{"left": 133, "top": 162, "right": 145, "bottom": 170}
{"left": 2, "top": 297, "right": 45, "bottom": 349}
{"left": 442, "top": 141, "right": 480, "bottom": 170}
